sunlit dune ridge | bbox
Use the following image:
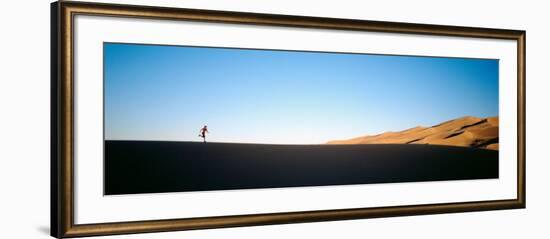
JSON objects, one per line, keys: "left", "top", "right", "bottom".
{"left": 327, "top": 116, "right": 499, "bottom": 150}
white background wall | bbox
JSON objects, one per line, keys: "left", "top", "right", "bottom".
{"left": 0, "top": 0, "right": 547, "bottom": 238}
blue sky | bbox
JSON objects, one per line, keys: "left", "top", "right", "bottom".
{"left": 104, "top": 43, "right": 498, "bottom": 144}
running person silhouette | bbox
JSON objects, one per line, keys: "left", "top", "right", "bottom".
{"left": 199, "top": 125, "right": 209, "bottom": 143}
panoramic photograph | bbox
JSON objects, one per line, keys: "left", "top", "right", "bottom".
{"left": 104, "top": 43, "right": 499, "bottom": 195}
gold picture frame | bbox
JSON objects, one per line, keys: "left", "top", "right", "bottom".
{"left": 51, "top": 1, "right": 526, "bottom": 238}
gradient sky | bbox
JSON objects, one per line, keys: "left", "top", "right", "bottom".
{"left": 104, "top": 43, "right": 498, "bottom": 144}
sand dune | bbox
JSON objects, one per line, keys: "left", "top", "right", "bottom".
{"left": 327, "top": 116, "right": 499, "bottom": 150}
{"left": 106, "top": 141, "right": 498, "bottom": 194}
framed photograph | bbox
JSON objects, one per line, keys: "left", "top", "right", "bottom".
{"left": 51, "top": 1, "right": 526, "bottom": 238}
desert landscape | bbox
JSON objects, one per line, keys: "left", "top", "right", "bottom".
{"left": 105, "top": 116, "right": 499, "bottom": 195}
{"left": 328, "top": 116, "right": 499, "bottom": 150}
{"left": 104, "top": 117, "right": 498, "bottom": 195}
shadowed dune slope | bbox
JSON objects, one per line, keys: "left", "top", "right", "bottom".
{"left": 327, "top": 116, "right": 499, "bottom": 150}
{"left": 105, "top": 141, "right": 498, "bottom": 195}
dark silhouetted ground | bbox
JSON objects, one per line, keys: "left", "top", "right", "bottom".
{"left": 105, "top": 141, "right": 498, "bottom": 195}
